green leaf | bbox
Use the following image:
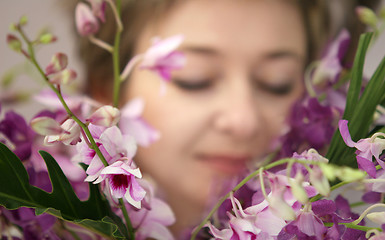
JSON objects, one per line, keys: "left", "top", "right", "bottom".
{"left": 327, "top": 32, "right": 385, "bottom": 167}
{"left": 342, "top": 32, "right": 373, "bottom": 120}
{"left": 0, "top": 142, "right": 130, "bottom": 239}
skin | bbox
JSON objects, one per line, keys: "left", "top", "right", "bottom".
{"left": 124, "top": 0, "right": 306, "bottom": 235}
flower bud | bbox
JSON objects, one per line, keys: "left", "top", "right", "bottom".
{"left": 309, "top": 167, "right": 330, "bottom": 197}
{"left": 45, "top": 52, "right": 68, "bottom": 75}
{"left": 268, "top": 179, "right": 296, "bottom": 221}
{"left": 269, "top": 195, "right": 296, "bottom": 221}
{"left": 356, "top": 6, "right": 378, "bottom": 28}
{"left": 9, "top": 23, "right": 17, "bottom": 31}
{"left": 39, "top": 33, "right": 57, "bottom": 44}
{"left": 49, "top": 69, "right": 77, "bottom": 85}
{"left": 86, "top": 0, "right": 107, "bottom": 22}
{"left": 367, "top": 212, "right": 385, "bottom": 225}
{"left": 7, "top": 34, "right": 22, "bottom": 52}
{"left": 19, "top": 15, "right": 28, "bottom": 26}
{"left": 289, "top": 172, "right": 309, "bottom": 204}
{"left": 31, "top": 117, "right": 65, "bottom": 135}
{"left": 45, "top": 119, "right": 81, "bottom": 145}
{"left": 335, "top": 166, "right": 366, "bottom": 182}
{"left": 86, "top": 105, "right": 121, "bottom": 127}
{"left": 319, "top": 163, "right": 337, "bottom": 182}
{"left": 75, "top": 2, "right": 99, "bottom": 36}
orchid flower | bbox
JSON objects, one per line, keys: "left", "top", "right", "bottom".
{"left": 48, "top": 69, "right": 77, "bottom": 85}
{"left": 84, "top": 125, "right": 137, "bottom": 182}
{"left": 44, "top": 118, "right": 81, "bottom": 145}
{"left": 312, "top": 29, "right": 350, "bottom": 86}
{"left": 128, "top": 179, "right": 175, "bottom": 240}
{"left": 75, "top": 2, "right": 100, "bottom": 36}
{"left": 339, "top": 119, "right": 385, "bottom": 177}
{"left": 45, "top": 52, "right": 68, "bottom": 75}
{"left": 86, "top": 0, "right": 107, "bottom": 22}
{"left": 140, "top": 35, "right": 185, "bottom": 81}
{"left": 121, "top": 35, "right": 185, "bottom": 95}
{"left": 86, "top": 105, "right": 121, "bottom": 127}
{"left": 31, "top": 117, "right": 81, "bottom": 146}
{"left": 94, "top": 160, "right": 145, "bottom": 209}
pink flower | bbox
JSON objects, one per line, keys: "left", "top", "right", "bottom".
{"left": 49, "top": 69, "right": 77, "bottom": 85}
{"left": 84, "top": 125, "right": 137, "bottom": 182}
{"left": 75, "top": 2, "right": 99, "bottom": 36}
{"left": 44, "top": 118, "right": 81, "bottom": 145}
{"left": 207, "top": 193, "right": 286, "bottom": 239}
{"left": 86, "top": 0, "right": 107, "bottom": 22}
{"left": 267, "top": 175, "right": 296, "bottom": 221}
{"left": 207, "top": 214, "right": 260, "bottom": 240}
{"left": 128, "top": 179, "right": 175, "bottom": 240}
{"left": 140, "top": 35, "right": 185, "bottom": 81}
{"left": 30, "top": 117, "right": 81, "bottom": 145}
{"left": 94, "top": 160, "right": 145, "bottom": 208}
{"left": 339, "top": 119, "right": 385, "bottom": 177}
{"left": 30, "top": 116, "right": 66, "bottom": 136}
{"left": 45, "top": 52, "right": 68, "bottom": 75}
{"left": 312, "top": 29, "right": 350, "bottom": 85}
{"left": 295, "top": 210, "right": 327, "bottom": 239}
{"left": 119, "top": 98, "right": 160, "bottom": 147}
{"left": 86, "top": 105, "right": 121, "bottom": 127}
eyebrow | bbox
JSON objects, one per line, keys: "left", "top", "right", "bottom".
{"left": 179, "top": 45, "right": 220, "bottom": 56}
{"left": 261, "top": 50, "right": 304, "bottom": 62}
{"left": 180, "top": 45, "right": 304, "bottom": 62}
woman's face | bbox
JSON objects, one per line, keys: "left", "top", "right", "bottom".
{"left": 125, "top": 0, "right": 306, "bottom": 227}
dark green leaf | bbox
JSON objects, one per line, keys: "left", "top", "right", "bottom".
{"left": 0, "top": 143, "right": 130, "bottom": 239}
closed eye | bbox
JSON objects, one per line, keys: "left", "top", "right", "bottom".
{"left": 172, "top": 79, "right": 212, "bottom": 91}
{"left": 255, "top": 80, "right": 294, "bottom": 96}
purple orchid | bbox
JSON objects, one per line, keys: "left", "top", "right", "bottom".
{"left": 284, "top": 209, "right": 327, "bottom": 240}
{"left": 140, "top": 35, "right": 186, "bottom": 81}
{"left": 86, "top": 105, "right": 121, "bottom": 127}
{"left": 312, "top": 29, "right": 350, "bottom": 86}
{"left": 127, "top": 179, "right": 175, "bottom": 240}
{"left": 45, "top": 52, "right": 68, "bottom": 75}
{"left": 278, "top": 97, "right": 337, "bottom": 159}
{"left": 86, "top": 0, "right": 107, "bottom": 22}
{"left": 0, "top": 109, "right": 35, "bottom": 161}
{"left": 75, "top": 2, "right": 100, "bottom": 36}
{"left": 82, "top": 125, "right": 137, "bottom": 182}
{"left": 94, "top": 160, "right": 145, "bottom": 208}
{"left": 44, "top": 118, "right": 82, "bottom": 145}
{"left": 339, "top": 119, "right": 385, "bottom": 178}
{"left": 119, "top": 98, "right": 160, "bottom": 147}
{"left": 1, "top": 207, "right": 58, "bottom": 240}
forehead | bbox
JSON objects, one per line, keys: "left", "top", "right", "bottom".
{"left": 138, "top": 0, "right": 306, "bottom": 61}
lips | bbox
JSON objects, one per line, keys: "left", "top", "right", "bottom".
{"left": 196, "top": 154, "right": 250, "bottom": 175}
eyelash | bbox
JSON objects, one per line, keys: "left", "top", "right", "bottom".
{"left": 173, "top": 79, "right": 212, "bottom": 91}
{"left": 172, "top": 78, "right": 294, "bottom": 95}
{"left": 255, "top": 80, "right": 294, "bottom": 96}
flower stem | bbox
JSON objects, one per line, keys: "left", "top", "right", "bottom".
{"left": 324, "top": 222, "right": 381, "bottom": 232}
{"left": 119, "top": 198, "right": 135, "bottom": 240}
{"left": 111, "top": 0, "right": 123, "bottom": 108}
{"left": 17, "top": 27, "right": 109, "bottom": 167}
{"left": 351, "top": 203, "right": 385, "bottom": 225}
{"left": 88, "top": 35, "right": 113, "bottom": 52}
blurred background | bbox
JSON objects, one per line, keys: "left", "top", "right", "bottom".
{"left": 1, "top": 0, "right": 385, "bottom": 118}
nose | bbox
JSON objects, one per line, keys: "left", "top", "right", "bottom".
{"left": 213, "top": 79, "right": 261, "bottom": 140}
